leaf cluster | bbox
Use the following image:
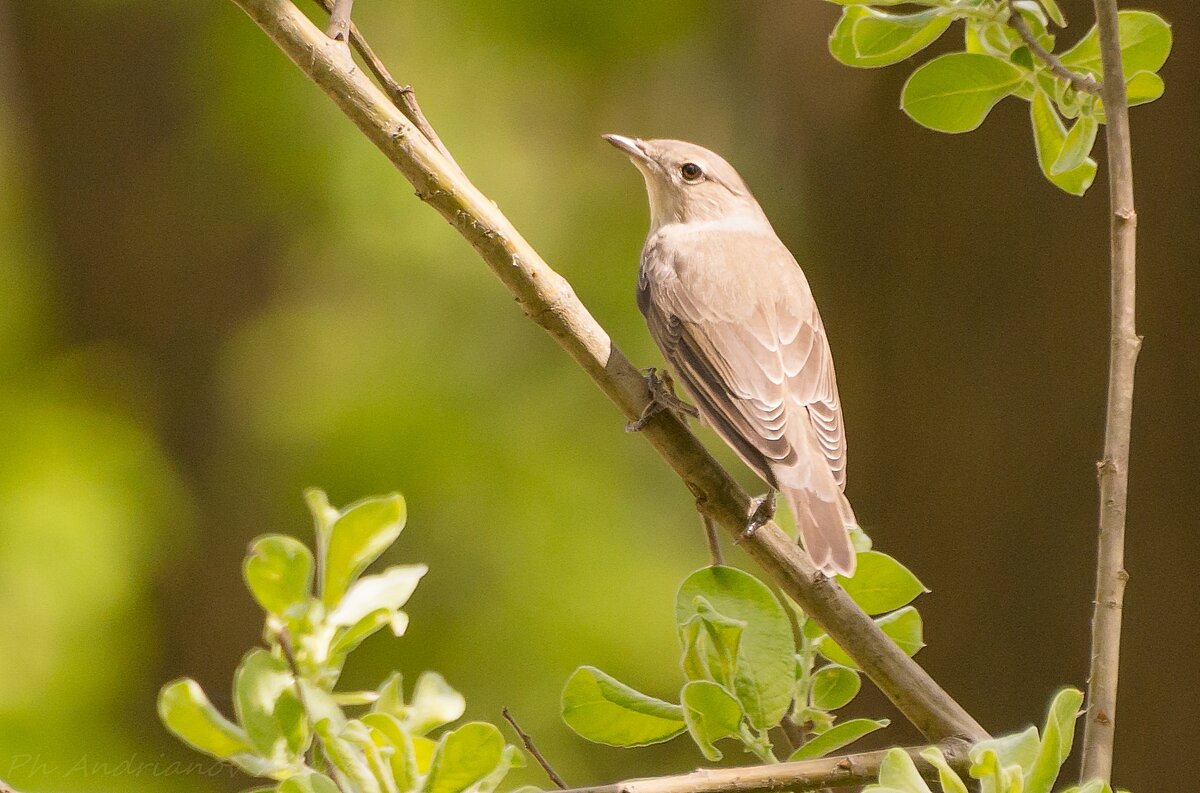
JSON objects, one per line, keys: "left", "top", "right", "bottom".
{"left": 158, "top": 490, "right": 525, "bottom": 793}
{"left": 866, "top": 688, "right": 1128, "bottom": 793}
{"left": 561, "top": 537, "right": 928, "bottom": 763}
{"left": 828, "top": 0, "right": 1171, "bottom": 194}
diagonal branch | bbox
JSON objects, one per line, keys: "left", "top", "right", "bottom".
{"left": 557, "top": 741, "right": 971, "bottom": 793}
{"left": 1080, "top": 0, "right": 1139, "bottom": 783}
{"left": 228, "top": 0, "right": 988, "bottom": 746}
{"left": 1006, "top": 1, "right": 1101, "bottom": 96}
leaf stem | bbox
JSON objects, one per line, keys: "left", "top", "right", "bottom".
{"left": 1005, "top": 0, "right": 1101, "bottom": 95}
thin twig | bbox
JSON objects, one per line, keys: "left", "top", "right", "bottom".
{"left": 1080, "top": 0, "right": 1139, "bottom": 783}
{"left": 325, "top": 0, "right": 353, "bottom": 42}
{"left": 278, "top": 629, "right": 322, "bottom": 773}
{"left": 556, "top": 741, "right": 971, "bottom": 793}
{"left": 701, "top": 514, "right": 724, "bottom": 565}
{"left": 280, "top": 629, "right": 352, "bottom": 793}
{"left": 229, "top": 0, "right": 989, "bottom": 746}
{"left": 779, "top": 714, "right": 807, "bottom": 752}
{"left": 309, "top": 0, "right": 462, "bottom": 172}
{"left": 1006, "top": 1, "right": 1101, "bottom": 95}
{"left": 502, "top": 707, "right": 568, "bottom": 789}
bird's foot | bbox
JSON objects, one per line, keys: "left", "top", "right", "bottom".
{"left": 739, "top": 488, "right": 777, "bottom": 542}
{"left": 626, "top": 368, "right": 698, "bottom": 432}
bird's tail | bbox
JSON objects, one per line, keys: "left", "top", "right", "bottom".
{"left": 780, "top": 485, "right": 858, "bottom": 578}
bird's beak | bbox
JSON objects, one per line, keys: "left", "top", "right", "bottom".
{"left": 603, "top": 134, "right": 654, "bottom": 167}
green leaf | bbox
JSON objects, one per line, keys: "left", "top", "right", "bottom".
{"left": 1125, "top": 70, "right": 1166, "bottom": 106}
{"left": 1052, "top": 115, "right": 1098, "bottom": 175}
{"left": 234, "top": 649, "right": 300, "bottom": 761}
{"left": 1038, "top": 0, "right": 1066, "bottom": 27}
{"left": 968, "top": 726, "right": 1040, "bottom": 778}
{"left": 679, "top": 596, "right": 745, "bottom": 690}
{"left": 1025, "top": 688, "right": 1084, "bottom": 793}
{"left": 373, "top": 672, "right": 406, "bottom": 716}
{"left": 471, "top": 744, "right": 526, "bottom": 793}
{"left": 971, "top": 747, "right": 1024, "bottom": 793}
{"left": 830, "top": 7, "right": 953, "bottom": 69}
{"left": 330, "top": 608, "right": 393, "bottom": 659}
{"left": 422, "top": 722, "right": 506, "bottom": 793}
{"left": 317, "top": 720, "right": 381, "bottom": 793}
{"left": 330, "top": 564, "right": 428, "bottom": 627}
{"left": 158, "top": 679, "right": 256, "bottom": 759}
{"left": 244, "top": 535, "right": 314, "bottom": 617}
{"left": 876, "top": 747, "right": 933, "bottom": 793}
{"left": 837, "top": 551, "right": 927, "bottom": 615}
{"left": 1011, "top": 45, "right": 1035, "bottom": 72}
{"left": 1060, "top": 11, "right": 1172, "bottom": 78}
{"left": 1030, "top": 90, "right": 1097, "bottom": 196}
{"left": 901, "top": 53, "right": 1024, "bottom": 133}
{"left": 810, "top": 665, "right": 861, "bottom": 711}
{"left": 817, "top": 606, "right": 923, "bottom": 669}
{"left": 363, "top": 712, "right": 420, "bottom": 791}
{"left": 680, "top": 681, "right": 743, "bottom": 761}
{"left": 299, "top": 680, "right": 348, "bottom": 732}
{"left": 413, "top": 736, "right": 437, "bottom": 774}
{"left": 278, "top": 772, "right": 342, "bottom": 793}
{"left": 404, "top": 671, "right": 467, "bottom": 736}
{"left": 322, "top": 493, "right": 407, "bottom": 607}
{"left": 788, "top": 718, "right": 888, "bottom": 761}
{"left": 342, "top": 720, "right": 401, "bottom": 793}
{"left": 676, "top": 566, "right": 794, "bottom": 730}
{"left": 468, "top": 743, "right": 525, "bottom": 793}
{"left": 158, "top": 679, "right": 280, "bottom": 776}
{"left": 1012, "top": 1, "right": 1048, "bottom": 29}
{"left": 920, "top": 746, "right": 968, "bottom": 793}
{"left": 561, "top": 666, "right": 686, "bottom": 747}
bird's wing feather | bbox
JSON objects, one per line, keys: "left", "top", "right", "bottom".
{"left": 639, "top": 235, "right": 846, "bottom": 489}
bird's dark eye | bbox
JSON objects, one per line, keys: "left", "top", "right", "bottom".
{"left": 680, "top": 162, "right": 704, "bottom": 182}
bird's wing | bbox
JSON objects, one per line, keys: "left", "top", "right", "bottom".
{"left": 638, "top": 242, "right": 846, "bottom": 490}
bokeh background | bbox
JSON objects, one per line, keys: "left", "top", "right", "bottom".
{"left": 1, "top": 1, "right": 1196, "bottom": 791}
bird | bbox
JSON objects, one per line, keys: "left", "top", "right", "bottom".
{"left": 604, "top": 134, "right": 858, "bottom": 577}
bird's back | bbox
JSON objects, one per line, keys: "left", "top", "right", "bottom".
{"left": 638, "top": 220, "right": 857, "bottom": 575}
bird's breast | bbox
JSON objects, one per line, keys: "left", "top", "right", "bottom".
{"left": 640, "top": 222, "right": 799, "bottom": 318}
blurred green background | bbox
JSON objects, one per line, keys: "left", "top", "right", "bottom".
{"left": 0, "top": 1, "right": 1196, "bottom": 790}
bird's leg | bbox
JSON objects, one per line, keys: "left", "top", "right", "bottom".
{"left": 741, "top": 488, "right": 777, "bottom": 541}
{"left": 625, "top": 367, "right": 699, "bottom": 432}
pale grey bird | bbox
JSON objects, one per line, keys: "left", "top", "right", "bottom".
{"left": 605, "top": 135, "right": 858, "bottom": 577}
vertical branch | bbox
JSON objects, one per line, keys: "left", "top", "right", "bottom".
{"left": 1080, "top": 0, "right": 1140, "bottom": 783}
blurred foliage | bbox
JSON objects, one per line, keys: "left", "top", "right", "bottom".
{"left": 160, "top": 490, "right": 527, "bottom": 793}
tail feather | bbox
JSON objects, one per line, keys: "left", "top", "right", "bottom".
{"left": 782, "top": 486, "right": 857, "bottom": 577}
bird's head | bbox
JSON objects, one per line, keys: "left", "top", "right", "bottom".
{"left": 603, "top": 135, "right": 764, "bottom": 231}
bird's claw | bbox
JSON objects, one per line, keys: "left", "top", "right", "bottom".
{"left": 625, "top": 368, "right": 698, "bottom": 432}
{"left": 738, "top": 488, "right": 777, "bottom": 542}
